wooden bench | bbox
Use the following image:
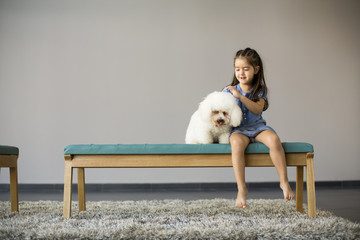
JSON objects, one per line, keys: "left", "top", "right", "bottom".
{"left": 63, "top": 143, "right": 316, "bottom": 218}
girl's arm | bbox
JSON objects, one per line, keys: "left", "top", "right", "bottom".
{"left": 225, "top": 86, "right": 265, "bottom": 115}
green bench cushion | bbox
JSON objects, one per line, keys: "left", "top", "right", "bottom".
{"left": 64, "top": 142, "right": 313, "bottom": 155}
{"left": 0, "top": 145, "right": 19, "bottom": 155}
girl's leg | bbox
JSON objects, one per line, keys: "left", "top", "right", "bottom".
{"left": 230, "top": 133, "right": 250, "bottom": 208}
{"left": 255, "top": 130, "right": 295, "bottom": 201}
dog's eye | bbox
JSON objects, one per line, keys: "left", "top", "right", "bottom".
{"left": 223, "top": 112, "right": 228, "bottom": 116}
{"left": 213, "top": 111, "right": 219, "bottom": 114}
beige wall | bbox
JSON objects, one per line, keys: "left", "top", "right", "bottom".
{"left": 1, "top": 0, "right": 359, "bottom": 183}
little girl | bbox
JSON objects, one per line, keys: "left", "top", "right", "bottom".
{"left": 223, "top": 48, "right": 295, "bottom": 208}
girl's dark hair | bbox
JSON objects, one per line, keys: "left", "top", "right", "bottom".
{"left": 230, "top": 48, "right": 269, "bottom": 111}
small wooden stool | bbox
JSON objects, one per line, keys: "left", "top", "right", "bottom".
{"left": 0, "top": 145, "right": 19, "bottom": 212}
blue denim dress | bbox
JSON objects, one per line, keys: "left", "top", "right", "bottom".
{"left": 223, "top": 84, "right": 275, "bottom": 142}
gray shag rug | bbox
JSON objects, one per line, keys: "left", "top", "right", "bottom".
{"left": 0, "top": 199, "right": 359, "bottom": 239}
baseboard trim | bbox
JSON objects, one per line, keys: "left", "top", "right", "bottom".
{"left": 0, "top": 181, "right": 359, "bottom": 193}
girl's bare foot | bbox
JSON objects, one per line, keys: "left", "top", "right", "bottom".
{"left": 280, "top": 182, "right": 295, "bottom": 201}
{"left": 236, "top": 187, "right": 248, "bottom": 208}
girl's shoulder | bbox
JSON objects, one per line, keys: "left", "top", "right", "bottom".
{"left": 258, "top": 90, "right": 267, "bottom": 99}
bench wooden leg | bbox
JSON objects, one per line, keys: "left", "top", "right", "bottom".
{"left": 306, "top": 153, "right": 316, "bottom": 217}
{"left": 296, "top": 166, "right": 304, "bottom": 213}
{"left": 63, "top": 158, "right": 73, "bottom": 218}
{"left": 9, "top": 166, "right": 19, "bottom": 212}
{"left": 78, "top": 168, "right": 86, "bottom": 212}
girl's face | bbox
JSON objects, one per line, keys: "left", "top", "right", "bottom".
{"left": 234, "top": 57, "right": 260, "bottom": 86}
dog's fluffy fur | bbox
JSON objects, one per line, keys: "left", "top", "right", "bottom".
{"left": 185, "top": 91, "right": 242, "bottom": 144}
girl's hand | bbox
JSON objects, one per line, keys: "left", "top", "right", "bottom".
{"left": 226, "top": 86, "right": 265, "bottom": 115}
{"left": 225, "top": 86, "right": 242, "bottom": 99}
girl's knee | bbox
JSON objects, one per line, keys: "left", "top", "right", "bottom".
{"left": 268, "top": 133, "right": 283, "bottom": 150}
{"left": 230, "top": 134, "right": 250, "bottom": 151}
{"left": 258, "top": 130, "right": 282, "bottom": 150}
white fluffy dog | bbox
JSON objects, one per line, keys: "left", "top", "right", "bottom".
{"left": 185, "top": 91, "right": 242, "bottom": 144}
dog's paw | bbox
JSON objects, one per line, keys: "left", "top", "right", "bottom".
{"left": 218, "top": 134, "right": 230, "bottom": 144}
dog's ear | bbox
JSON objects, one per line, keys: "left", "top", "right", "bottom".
{"left": 230, "top": 105, "right": 242, "bottom": 127}
{"left": 198, "top": 97, "right": 212, "bottom": 121}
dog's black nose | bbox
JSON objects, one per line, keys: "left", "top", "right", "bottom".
{"left": 217, "top": 119, "right": 224, "bottom": 124}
